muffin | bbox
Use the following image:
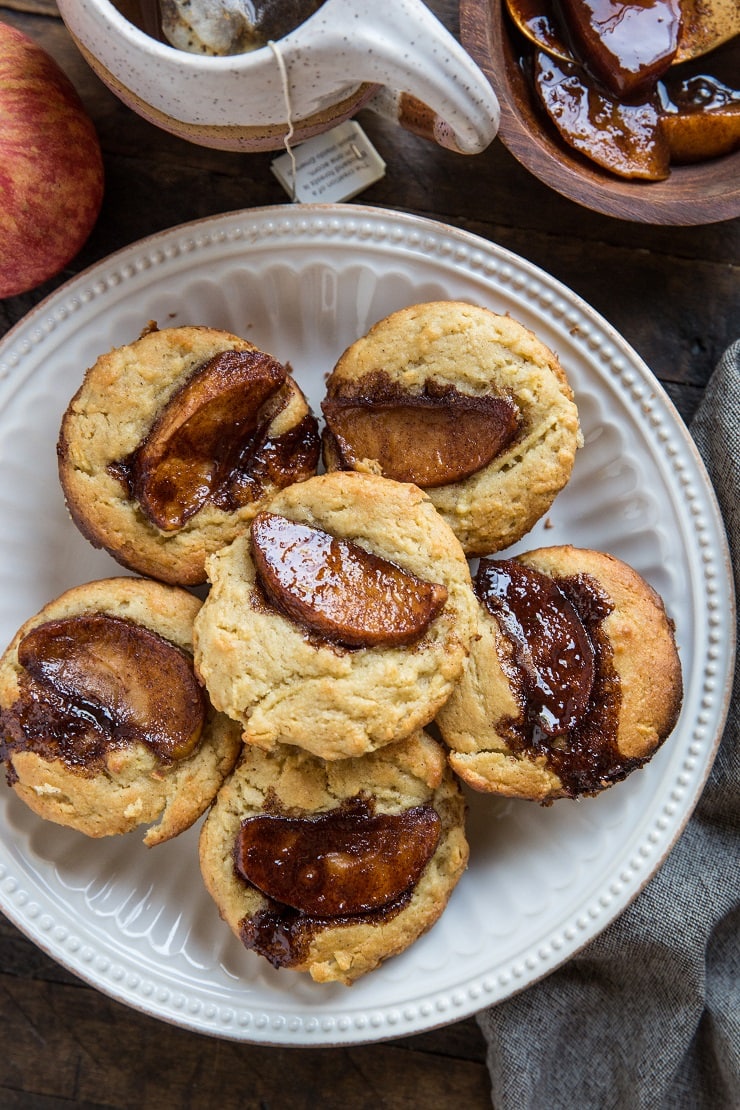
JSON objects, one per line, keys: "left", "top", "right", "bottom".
{"left": 193, "top": 470, "right": 478, "bottom": 760}
{"left": 0, "top": 577, "right": 242, "bottom": 844}
{"left": 321, "top": 301, "right": 582, "bottom": 555}
{"left": 199, "top": 729, "right": 469, "bottom": 984}
{"left": 58, "top": 324, "right": 320, "bottom": 585}
{"left": 436, "top": 545, "right": 683, "bottom": 801}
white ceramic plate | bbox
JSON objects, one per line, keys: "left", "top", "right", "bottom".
{"left": 0, "top": 204, "right": 734, "bottom": 1045}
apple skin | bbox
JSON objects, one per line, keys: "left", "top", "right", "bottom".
{"left": 0, "top": 21, "right": 104, "bottom": 298}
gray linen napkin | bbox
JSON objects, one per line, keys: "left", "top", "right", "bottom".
{"left": 477, "top": 341, "right": 740, "bottom": 1110}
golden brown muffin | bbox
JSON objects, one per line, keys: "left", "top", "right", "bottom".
{"left": 199, "top": 730, "right": 469, "bottom": 984}
{"left": 193, "top": 470, "right": 479, "bottom": 760}
{"left": 436, "top": 545, "right": 683, "bottom": 801}
{"left": 321, "top": 301, "right": 582, "bottom": 555}
{"left": 58, "top": 324, "right": 320, "bottom": 586}
{"left": 0, "top": 577, "right": 242, "bottom": 844}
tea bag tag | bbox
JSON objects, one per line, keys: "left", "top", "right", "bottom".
{"left": 271, "top": 121, "right": 386, "bottom": 203}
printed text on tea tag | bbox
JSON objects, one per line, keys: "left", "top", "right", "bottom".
{"left": 271, "top": 122, "right": 386, "bottom": 203}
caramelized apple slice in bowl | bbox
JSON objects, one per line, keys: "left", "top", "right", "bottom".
{"left": 460, "top": 0, "right": 740, "bottom": 222}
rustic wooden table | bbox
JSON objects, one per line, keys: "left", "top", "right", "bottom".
{"left": 0, "top": 2, "right": 737, "bottom": 1107}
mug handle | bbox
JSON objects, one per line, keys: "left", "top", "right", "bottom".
{"left": 298, "top": 0, "right": 500, "bottom": 155}
{"left": 364, "top": 87, "right": 491, "bottom": 154}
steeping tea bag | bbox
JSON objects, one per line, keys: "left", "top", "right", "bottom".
{"left": 159, "top": 0, "right": 323, "bottom": 54}
{"left": 160, "top": 0, "right": 256, "bottom": 53}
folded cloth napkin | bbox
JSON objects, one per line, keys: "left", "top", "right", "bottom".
{"left": 477, "top": 340, "right": 740, "bottom": 1110}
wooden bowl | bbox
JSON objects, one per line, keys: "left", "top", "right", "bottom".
{"left": 460, "top": 0, "right": 740, "bottom": 225}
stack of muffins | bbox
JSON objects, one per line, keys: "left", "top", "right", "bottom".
{"left": 0, "top": 303, "right": 683, "bottom": 985}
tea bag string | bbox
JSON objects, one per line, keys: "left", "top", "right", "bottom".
{"left": 268, "top": 39, "right": 298, "bottom": 202}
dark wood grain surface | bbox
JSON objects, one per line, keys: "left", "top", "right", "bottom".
{"left": 0, "top": 2, "right": 737, "bottom": 1107}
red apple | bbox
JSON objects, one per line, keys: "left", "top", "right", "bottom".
{"left": 0, "top": 22, "right": 104, "bottom": 298}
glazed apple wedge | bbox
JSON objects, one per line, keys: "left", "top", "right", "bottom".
{"left": 131, "top": 349, "right": 287, "bottom": 531}
{"left": 250, "top": 511, "right": 448, "bottom": 648}
{"left": 17, "top": 613, "right": 206, "bottom": 762}
{"left": 322, "top": 383, "right": 519, "bottom": 488}
{"left": 234, "top": 798, "right": 441, "bottom": 915}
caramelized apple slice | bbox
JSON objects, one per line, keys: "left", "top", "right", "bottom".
{"left": 251, "top": 511, "right": 448, "bottom": 648}
{"left": 476, "top": 559, "right": 595, "bottom": 735}
{"left": 234, "top": 798, "right": 441, "bottom": 915}
{"left": 660, "top": 74, "right": 740, "bottom": 161}
{"left": 534, "top": 51, "right": 670, "bottom": 180}
{"left": 506, "top": 0, "right": 738, "bottom": 70}
{"left": 132, "top": 349, "right": 287, "bottom": 531}
{"left": 322, "top": 382, "right": 519, "bottom": 488}
{"left": 17, "top": 614, "right": 206, "bottom": 761}
{"left": 559, "top": 0, "right": 681, "bottom": 98}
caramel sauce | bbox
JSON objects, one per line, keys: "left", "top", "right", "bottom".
{"left": 108, "top": 409, "right": 319, "bottom": 515}
{"left": 209, "top": 412, "right": 320, "bottom": 512}
{"left": 240, "top": 895, "right": 413, "bottom": 970}
{"left": 476, "top": 560, "right": 641, "bottom": 797}
{"left": 234, "top": 796, "right": 440, "bottom": 968}
{"left": 1, "top": 672, "right": 117, "bottom": 777}
{"left": 664, "top": 72, "right": 740, "bottom": 114}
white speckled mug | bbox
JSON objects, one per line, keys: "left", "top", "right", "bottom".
{"left": 57, "top": 0, "right": 500, "bottom": 154}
